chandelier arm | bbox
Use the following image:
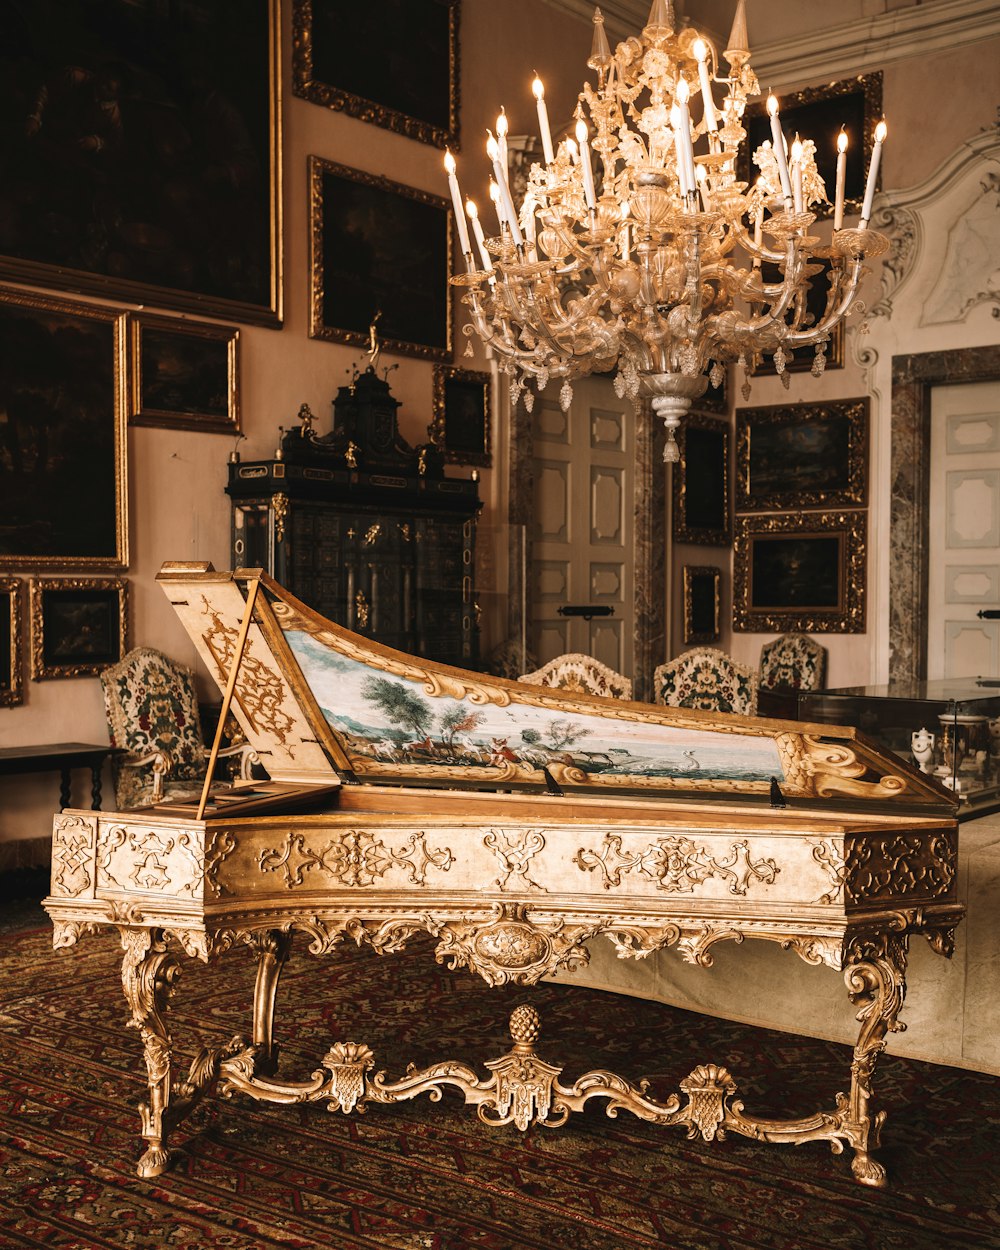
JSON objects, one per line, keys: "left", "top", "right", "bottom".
{"left": 728, "top": 217, "right": 787, "bottom": 266}
{"left": 778, "top": 256, "right": 865, "bottom": 347}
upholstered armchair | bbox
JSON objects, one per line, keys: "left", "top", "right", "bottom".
{"left": 518, "top": 653, "right": 633, "bottom": 700}
{"left": 653, "top": 647, "right": 758, "bottom": 715}
{"left": 759, "top": 633, "right": 828, "bottom": 693}
{"left": 101, "top": 647, "right": 257, "bottom": 810}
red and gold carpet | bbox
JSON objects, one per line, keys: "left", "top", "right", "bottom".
{"left": 0, "top": 907, "right": 998, "bottom": 1250}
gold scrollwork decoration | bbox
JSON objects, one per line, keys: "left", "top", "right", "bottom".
{"left": 52, "top": 813, "right": 98, "bottom": 897}
{"left": 484, "top": 828, "right": 546, "bottom": 891}
{"left": 575, "top": 833, "right": 779, "bottom": 896}
{"left": 258, "top": 829, "right": 453, "bottom": 890}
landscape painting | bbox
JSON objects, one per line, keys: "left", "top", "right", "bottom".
{"left": 280, "top": 626, "right": 787, "bottom": 788}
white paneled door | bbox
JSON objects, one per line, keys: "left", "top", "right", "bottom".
{"left": 529, "top": 375, "right": 634, "bottom": 675}
{"left": 928, "top": 380, "right": 1000, "bottom": 678}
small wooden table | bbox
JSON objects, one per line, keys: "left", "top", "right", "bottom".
{"left": 0, "top": 742, "right": 113, "bottom": 810}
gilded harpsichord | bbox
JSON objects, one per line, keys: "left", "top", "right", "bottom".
{"left": 46, "top": 563, "right": 961, "bottom": 1187}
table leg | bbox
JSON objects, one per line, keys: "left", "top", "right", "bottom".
{"left": 59, "top": 768, "right": 71, "bottom": 811}
{"left": 843, "top": 933, "right": 909, "bottom": 1188}
{"left": 90, "top": 764, "right": 103, "bottom": 810}
{"left": 120, "top": 928, "right": 180, "bottom": 1178}
{"left": 250, "top": 930, "right": 293, "bottom": 1076}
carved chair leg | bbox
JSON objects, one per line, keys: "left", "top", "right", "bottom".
{"left": 120, "top": 927, "right": 181, "bottom": 1179}
{"left": 249, "top": 930, "right": 293, "bottom": 1076}
{"left": 843, "top": 936, "right": 909, "bottom": 1188}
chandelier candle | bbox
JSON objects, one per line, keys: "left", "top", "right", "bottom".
{"left": 446, "top": 0, "right": 889, "bottom": 461}
{"left": 834, "top": 129, "right": 848, "bottom": 230}
{"left": 860, "top": 120, "right": 887, "bottom": 227}
{"left": 444, "top": 150, "right": 472, "bottom": 260}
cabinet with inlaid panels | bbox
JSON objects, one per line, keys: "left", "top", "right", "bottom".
{"left": 227, "top": 369, "right": 481, "bottom": 667}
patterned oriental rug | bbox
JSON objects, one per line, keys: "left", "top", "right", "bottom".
{"left": 0, "top": 909, "right": 998, "bottom": 1250}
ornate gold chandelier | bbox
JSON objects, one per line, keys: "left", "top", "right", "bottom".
{"left": 444, "top": 0, "right": 888, "bottom": 461}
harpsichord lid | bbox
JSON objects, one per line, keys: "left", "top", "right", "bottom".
{"left": 157, "top": 563, "right": 956, "bottom": 813}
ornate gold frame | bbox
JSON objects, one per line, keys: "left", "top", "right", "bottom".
{"left": 308, "top": 157, "right": 453, "bottom": 362}
{"left": 0, "top": 287, "right": 128, "bottom": 571}
{"left": 0, "top": 577, "right": 23, "bottom": 706}
{"left": 673, "top": 413, "right": 730, "bottom": 545}
{"left": 292, "top": 0, "right": 460, "bottom": 151}
{"left": 682, "top": 565, "right": 721, "bottom": 644}
{"left": 430, "top": 365, "right": 492, "bottom": 466}
{"left": 128, "top": 313, "right": 240, "bottom": 434}
{"left": 30, "top": 576, "right": 128, "bottom": 680}
{"left": 736, "top": 397, "right": 869, "bottom": 512}
{"left": 734, "top": 511, "right": 866, "bottom": 634}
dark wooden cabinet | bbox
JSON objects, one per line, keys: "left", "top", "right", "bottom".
{"left": 227, "top": 370, "right": 481, "bottom": 666}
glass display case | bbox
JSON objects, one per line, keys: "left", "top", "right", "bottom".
{"left": 798, "top": 679, "right": 1000, "bottom": 816}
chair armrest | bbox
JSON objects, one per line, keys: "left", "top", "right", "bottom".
{"left": 118, "top": 749, "right": 175, "bottom": 803}
{"left": 216, "top": 742, "right": 262, "bottom": 781}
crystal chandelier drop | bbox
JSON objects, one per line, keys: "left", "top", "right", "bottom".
{"left": 444, "top": 0, "right": 889, "bottom": 461}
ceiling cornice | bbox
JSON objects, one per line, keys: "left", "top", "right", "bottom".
{"left": 751, "top": 0, "right": 1000, "bottom": 89}
{"left": 536, "top": 0, "right": 1000, "bottom": 86}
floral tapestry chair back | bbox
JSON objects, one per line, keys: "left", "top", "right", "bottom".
{"left": 518, "top": 653, "right": 633, "bottom": 701}
{"left": 101, "top": 647, "right": 253, "bottom": 809}
{"left": 759, "top": 633, "right": 828, "bottom": 693}
{"left": 653, "top": 647, "right": 758, "bottom": 716}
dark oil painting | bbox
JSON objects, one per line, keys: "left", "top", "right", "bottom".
{"left": 0, "top": 293, "right": 125, "bottom": 568}
{"left": 40, "top": 587, "right": 120, "bottom": 666}
{"left": 310, "top": 159, "right": 451, "bottom": 361}
{"left": 674, "top": 416, "right": 729, "bottom": 545}
{"left": 294, "top": 0, "right": 459, "bottom": 149}
{"left": 751, "top": 535, "right": 842, "bottom": 610}
{"left": 0, "top": 0, "right": 279, "bottom": 323}
{"left": 131, "top": 316, "right": 238, "bottom": 433}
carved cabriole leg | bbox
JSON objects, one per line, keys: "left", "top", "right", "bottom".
{"left": 248, "top": 929, "right": 293, "bottom": 1076}
{"left": 842, "top": 934, "right": 909, "bottom": 1188}
{"left": 120, "top": 927, "right": 180, "bottom": 1179}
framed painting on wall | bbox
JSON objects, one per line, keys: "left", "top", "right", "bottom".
{"left": 0, "top": 288, "right": 128, "bottom": 570}
{"left": 292, "top": 0, "right": 460, "bottom": 150}
{"left": 430, "top": 366, "right": 491, "bottom": 466}
{"left": 738, "top": 72, "right": 883, "bottom": 220}
{"left": 309, "top": 157, "right": 452, "bottom": 362}
{"left": 735, "top": 397, "right": 868, "bottom": 512}
{"left": 673, "top": 415, "right": 730, "bottom": 545}
{"left": 30, "top": 576, "right": 128, "bottom": 680}
{"left": 128, "top": 314, "right": 240, "bottom": 434}
{"left": 733, "top": 511, "right": 866, "bottom": 633}
{"left": 0, "top": 0, "right": 281, "bottom": 326}
{"left": 682, "top": 565, "right": 721, "bottom": 645}
{"left": 0, "top": 577, "right": 23, "bottom": 706}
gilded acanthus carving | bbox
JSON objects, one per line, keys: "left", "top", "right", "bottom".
{"left": 778, "top": 734, "right": 908, "bottom": 801}
{"left": 869, "top": 202, "right": 918, "bottom": 320}
{"left": 575, "top": 833, "right": 778, "bottom": 896}
{"left": 484, "top": 828, "right": 546, "bottom": 891}
{"left": 845, "top": 832, "right": 956, "bottom": 903}
{"left": 52, "top": 813, "right": 98, "bottom": 897}
{"left": 258, "top": 829, "right": 453, "bottom": 889}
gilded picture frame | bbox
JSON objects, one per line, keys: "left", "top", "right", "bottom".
{"left": 0, "top": 577, "right": 24, "bottom": 707}
{"left": 292, "top": 0, "right": 460, "bottom": 151}
{"left": 128, "top": 314, "right": 240, "bottom": 434}
{"left": 738, "top": 72, "right": 883, "bottom": 220}
{"left": 0, "top": 287, "right": 128, "bottom": 571}
{"left": 30, "top": 576, "right": 128, "bottom": 680}
{"left": 733, "top": 511, "right": 866, "bottom": 634}
{"left": 735, "top": 398, "right": 869, "bottom": 513}
{"left": 0, "top": 0, "right": 282, "bottom": 327}
{"left": 673, "top": 414, "right": 730, "bottom": 546}
{"left": 682, "top": 565, "right": 721, "bottom": 645}
{"left": 309, "top": 157, "right": 452, "bottom": 362}
{"left": 431, "top": 366, "right": 492, "bottom": 466}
